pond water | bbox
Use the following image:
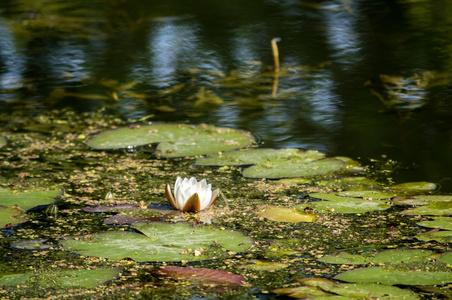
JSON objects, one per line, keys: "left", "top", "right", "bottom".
{"left": 1, "top": 1, "right": 452, "bottom": 298}
{"left": 1, "top": 0, "right": 452, "bottom": 191}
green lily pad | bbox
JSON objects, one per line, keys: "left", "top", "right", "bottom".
{"left": 0, "top": 273, "right": 31, "bottom": 286}
{"left": 400, "top": 201, "right": 452, "bottom": 216}
{"left": 319, "top": 281, "right": 419, "bottom": 299}
{"left": 243, "top": 158, "right": 345, "bottom": 179}
{"left": 10, "top": 239, "right": 57, "bottom": 250}
{"left": 256, "top": 205, "right": 317, "bottom": 223}
{"left": 0, "top": 189, "right": 60, "bottom": 211}
{"left": 323, "top": 177, "right": 381, "bottom": 191}
{"left": 415, "top": 231, "right": 452, "bottom": 244}
{"left": 86, "top": 124, "right": 255, "bottom": 157}
{"left": 194, "top": 148, "right": 325, "bottom": 167}
{"left": 0, "top": 268, "right": 121, "bottom": 288}
{"left": 240, "top": 260, "right": 289, "bottom": 271}
{"left": 298, "top": 193, "right": 391, "bottom": 214}
{"left": 334, "top": 263, "right": 452, "bottom": 285}
{"left": 57, "top": 267, "right": 122, "bottom": 288}
{"left": 371, "top": 249, "right": 435, "bottom": 264}
{"left": 438, "top": 251, "right": 452, "bottom": 264}
{"left": 336, "top": 190, "right": 395, "bottom": 199}
{"left": 392, "top": 195, "right": 452, "bottom": 206}
{"left": 318, "top": 252, "right": 371, "bottom": 265}
{"left": 60, "top": 222, "right": 253, "bottom": 262}
{"left": 417, "top": 217, "right": 452, "bottom": 231}
{"left": 272, "top": 285, "right": 333, "bottom": 298}
{"left": 0, "top": 136, "right": 6, "bottom": 149}
{"left": 390, "top": 181, "right": 438, "bottom": 193}
{"left": 0, "top": 206, "right": 29, "bottom": 228}
{"left": 297, "top": 278, "right": 419, "bottom": 299}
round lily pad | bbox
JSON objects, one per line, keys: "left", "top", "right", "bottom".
{"left": 243, "top": 158, "right": 345, "bottom": 179}
{"left": 371, "top": 249, "right": 435, "bottom": 264}
{"left": 195, "top": 148, "right": 325, "bottom": 167}
{"left": 10, "top": 239, "right": 57, "bottom": 250}
{"left": 416, "top": 217, "right": 452, "bottom": 231}
{"left": 60, "top": 222, "right": 253, "bottom": 262}
{"left": 390, "top": 181, "right": 438, "bottom": 193}
{"left": 256, "top": 205, "right": 317, "bottom": 223}
{"left": 400, "top": 201, "right": 452, "bottom": 216}
{"left": 336, "top": 190, "right": 395, "bottom": 199}
{"left": 276, "top": 278, "right": 419, "bottom": 299}
{"left": 298, "top": 193, "right": 391, "bottom": 214}
{"left": 317, "top": 252, "right": 371, "bottom": 265}
{"left": 240, "top": 260, "right": 289, "bottom": 271}
{"left": 0, "top": 206, "right": 29, "bottom": 228}
{"left": 86, "top": 123, "right": 255, "bottom": 158}
{"left": 0, "top": 268, "right": 121, "bottom": 288}
{"left": 0, "top": 273, "right": 31, "bottom": 286}
{"left": 415, "top": 231, "right": 452, "bottom": 244}
{"left": 393, "top": 195, "right": 452, "bottom": 206}
{"left": 0, "top": 189, "right": 61, "bottom": 211}
{"left": 334, "top": 264, "right": 452, "bottom": 286}
{"left": 0, "top": 136, "right": 6, "bottom": 149}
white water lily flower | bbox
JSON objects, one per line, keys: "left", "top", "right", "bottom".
{"left": 165, "top": 177, "right": 220, "bottom": 212}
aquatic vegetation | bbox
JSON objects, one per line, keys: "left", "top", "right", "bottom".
{"left": 86, "top": 123, "right": 255, "bottom": 157}
{"left": 59, "top": 222, "right": 254, "bottom": 262}
{"left": 0, "top": 136, "right": 6, "bottom": 149}
{"left": 196, "top": 148, "right": 346, "bottom": 178}
{"left": 165, "top": 177, "right": 219, "bottom": 212}
{"left": 0, "top": 267, "right": 121, "bottom": 289}
{"left": 0, "top": 110, "right": 451, "bottom": 298}
{"left": 255, "top": 205, "right": 317, "bottom": 223}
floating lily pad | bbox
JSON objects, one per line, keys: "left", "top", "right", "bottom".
{"left": 60, "top": 222, "right": 253, "bottom": 262}
{"left": 0, "top": 273, "right": 31, "bottom": 286}
{"left": 272, "top": 286, "right": 332, "bottom": 298}
{"left": 336, "top": 190, "right": 395, "bottom": 199}
{"left": 0, "top": 136, "right": 6, "bottom": 149}
{"left": 417, "top": 217, "right": 452, "bottom": 231}
{"left": 318, "top": 252, "right": 371, "bottom": 265}
{"left": 57, "top": 267, "right": 122, "bottom": 288}
{"left": 307, "top": 279, "right": 419, "bottom": 299}
{"left": 298, "top": 192, "right": 391, "bottom": 214}
{"left": 0, "top": 206, "right": 29, "bottom": 228}
{"left": 390, "top": 181, "right": 437, "bottom": 193}
{"left": 415, "top": 231, "right": 452, "bottom": 244}
{"left": 10, "top": 239, "right": 57, "bottom": 250}
{"left": 371, "top": 249, "right": 435, "bottom": 264}
{"left": 0, "top": 268, "right": 121, "bottom": 288}
{"left": 334, "top": 263, "right": 452, "bottom": 286}
{"left": 333, "top": 156, "right": 366, "bottom": 174}
{"left": 240, "top": 260, "right": 289, "bottom": 271}
{"left": 243, "top": 158, "right": 345, "bottom": 179}
{"left": 194, "top": 148, "right": 325, "bottom": 167}
{"left": 324, "top": 176, "right": 381, "bottom": 190}
{"left": 274, "top": 278, "right": 419, "bottom": 299}
{"left": 400, "top": 201, "right": 452, "bottom": 216}
{"left": 0, "top": 189, "right": 60, "bottom": 211}
{"left": 438, "top": 251, "right": 452, "bottom": 264}
{"left": 86, "top": 124, "right": 255, "bottom": 157}
{"left": 256, "top": 205, "right": 317, "bottom": 223}
{"left": 392, "top": 195, "right": 452, "bottom": 206}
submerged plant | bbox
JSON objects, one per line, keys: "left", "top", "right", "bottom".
{"left": 165, "top": 177, "right": 219, "bottom": 212}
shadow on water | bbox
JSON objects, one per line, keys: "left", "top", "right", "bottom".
{"left": 0, "top": 0, "right": 451, "bottom": 191}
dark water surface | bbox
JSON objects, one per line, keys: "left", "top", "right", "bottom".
{"left": 1, "top": 0, "right": 451, "bottom": 190}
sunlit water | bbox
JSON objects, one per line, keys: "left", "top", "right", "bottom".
{"left": 0, "top": 0, "right": 451, "bottom": 191}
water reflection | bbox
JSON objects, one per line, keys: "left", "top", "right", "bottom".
{"left": 0, "top": 0, "right": 451, "bottom": 190}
